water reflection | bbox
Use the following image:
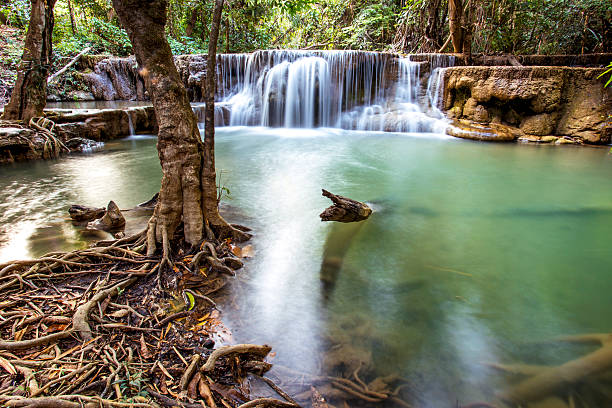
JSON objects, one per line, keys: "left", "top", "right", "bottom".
{"left": 1, "top": 128, "right": 611, "bottom": 406}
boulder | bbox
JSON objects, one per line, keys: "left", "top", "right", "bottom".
{"left": 540, "top": 136, "right": 559, "bottom": 143}
{"left": 447, "top": 119, "right": 521, "bottom": 142}
{"left": 520, "top": 113, "right": 556, "bottom": 136}
{"left": 87, "top": 201, "right": 126, "bottom": 231}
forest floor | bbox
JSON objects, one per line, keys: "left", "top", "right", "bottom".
{"left": 0, "top": 223, "right": 310, "bottom": 408}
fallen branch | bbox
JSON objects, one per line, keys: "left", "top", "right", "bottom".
{"left": 47, "top": 47, "right": 92, "bottom": 84}
{"left": 319, "top": 189, "right": 372, "bottom": 223}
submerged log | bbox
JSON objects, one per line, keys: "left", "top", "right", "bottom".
{"left": 319, "top": 189, "right": 372, "bottom": 223}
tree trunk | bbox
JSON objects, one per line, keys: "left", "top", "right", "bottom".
{"left": 448, "top": 0, "right": 463, "bottom": 53}
{"left": 185, "top": 8, "right": 197, "bottom": 38}
{"left": 1, "top": 0, "right": 56, "bottom": 122}
{"left": 224, "top": 17, "right": 230, "bottom": 54}
{"left": 111, "top": 0, "right": 247, "bottom": 250}
{"left": 203, "top": 0, "right": 246, "bottom": 240}
{"left": 461, "top": 0, "right": 473, "bottom": 62}
{"left": 67, "top": 0, "right": 77, "bottom": 34}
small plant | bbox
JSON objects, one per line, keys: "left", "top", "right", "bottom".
{"left": 598, "top": 62, "right": 612, "bottom": 88}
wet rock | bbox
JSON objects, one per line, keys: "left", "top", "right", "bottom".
{"left": 540, "top": 135, "right": 559, "bottom": 143}
{"left": 520, "top": 113, "right": 556, "bottom": 136}
{"left": 64, "top": 137, "right": 102, "bottom": 152}
{"left": 555, "top": 136, "right": 579, "bottom": 145}
{"left": 69, "top": 204, "right": 106, "bottom": 222}
{"left": 448, "top": 106, "right": 462, "bottom": 119}
{"left": 0, "top": 126, "right": 60, "bottom": 164}
{"left": 67, "top": 90, "right": 95, "bottom": 101}
{"left": 51, "top": 106, "right": 157, "bottom": 142}
{"left": 447, "top": 119, "right": 520, "bottom": 142}
{"left": 518, "top": 135, "right": 541, "bottom": 143}
{"left": 87, "top": 201, "right": 126, "bottom": 231}
{"left": 83, "top": 57, "right": 145, "bottom": 100}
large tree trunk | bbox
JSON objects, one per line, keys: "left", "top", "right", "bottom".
{"left": 1, "top": 0, "right": 56, "bottom": 122}
{"left": 112, "top": 0, "right": 247, "bottom": 251}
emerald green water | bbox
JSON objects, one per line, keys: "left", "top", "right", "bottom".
{"left": 1, "top": 128, "right": 611, "bottom": 406}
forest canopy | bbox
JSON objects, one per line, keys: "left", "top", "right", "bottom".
{"left": 1, "top": 0, "right": 610, "bottom": 58}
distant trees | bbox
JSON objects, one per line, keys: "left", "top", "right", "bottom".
{"left": 2, "top": 0, "right": 56, "bottom": 122}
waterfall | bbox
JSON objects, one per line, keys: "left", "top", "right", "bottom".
{"left": 192, "top": 51, "right": 455, "bottom": 133}
{"left": 126, "top": 110, "right": 135, "bottom": 136}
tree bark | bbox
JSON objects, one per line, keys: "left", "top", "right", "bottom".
{"left": 448, "top": 0, "right": 463, "bottom": 53}
{"left": 112, "top": 0, "right": 204, "bottom": 248}
{"left": 67, "top": 0, "right": 77, "bottom": 34}
{"left": 1, "top": 0, "right": 56, "bottom": 122}
{"left": 112, "top": 0, "right": 247, "bottom": 250}
{"left": 203, "top": 0, "right": 247, "bottom": 241}
{"left": 461, "top": 0, "right": 473, "bottom": 62}
{"left": 319, "top": 190, "right": 372, "bottom": 223}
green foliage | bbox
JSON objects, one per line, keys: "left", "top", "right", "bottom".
{"left": 598, "top": 62, "right": 612, "bottom": 88}
{"left": 53, "top": 15, "right": 132, "bottom": 56}
{"left": 0, "top": 0, "right": 29, "bottom": 28}
{"left": 341, "top": 2, "right": 396, "bottom": 50}
{"left": 167, "top": 36, "right": 207, "bottom": 55}
{"left": 3, "top": 0, "right": 610, "bottom": 65}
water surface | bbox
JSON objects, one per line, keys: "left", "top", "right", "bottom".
{"left": 1, "top": 128, "right": 611, "bottom": 406}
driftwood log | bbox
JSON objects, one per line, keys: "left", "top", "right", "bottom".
{"left": 319, "top": 190, "right": 372, "bottom": 223}
{"left": 86, "top": 200, "right": 126, "bottom": 231}
{"left": 69, "top": 204, "right": 105, "bottom": 222}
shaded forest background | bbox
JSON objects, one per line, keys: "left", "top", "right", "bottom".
{"left": 0, "top": 0, "right": 610, "bottom": 99}
{"left": 1, "top": 0, "right": 610, "bottom": 56}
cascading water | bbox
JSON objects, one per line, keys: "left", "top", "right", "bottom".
{"left": 195, "top": 50, "right": 454, "bottom": 133}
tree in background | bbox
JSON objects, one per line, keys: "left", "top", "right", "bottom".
{"left": 2, "top": 0, "right": 56, "bottom": 122}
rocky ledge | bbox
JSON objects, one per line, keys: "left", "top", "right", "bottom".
{"left": 0, "top": 106, "right": 156, "bottom": 165}
{"left": 442, "top": 66, "right": 612, "bottom": 144}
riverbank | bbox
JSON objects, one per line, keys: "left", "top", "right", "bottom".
{"left": 0, "top": 106, "right": 156, "bottom": 164}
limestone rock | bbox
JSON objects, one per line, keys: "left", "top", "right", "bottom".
{"left": 87, "top": 201, "right": 126, "bottom": 231}
{"left": 555, "top": 136, "right": 579, "bottom": 145}
{"left": 520, "top": 113, "right": 556, "bottom": 136}
{"left": 447, "top": 119, "right": 521, "bottom": 142}
{"left": 540, "top": 136, "right": 559, "bottom": 143}
{"left": 518, "top": 135, "right": 541, "bottom": 143}
{"left": 67, "top": 91, "right": 95, "bottom": 101}
{"left": 442, "top": 66, "right": 612, "bottom": 144}
{"left": 448, "top": 106, "right": 462, "bottom": 119}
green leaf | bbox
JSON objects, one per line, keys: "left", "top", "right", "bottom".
{"left": 186, "top": 291, "right": 196, "bottom": 311}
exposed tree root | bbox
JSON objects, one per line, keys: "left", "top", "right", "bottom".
{"left": 0, "top": 221, "right": 290, "bottom": 408}
{"left": 496, "top": 332, "right": 612, "bottom": 405}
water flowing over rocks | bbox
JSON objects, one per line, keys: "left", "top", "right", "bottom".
{"left": 74, "top": 50, "right": 610, "bottom": 144}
